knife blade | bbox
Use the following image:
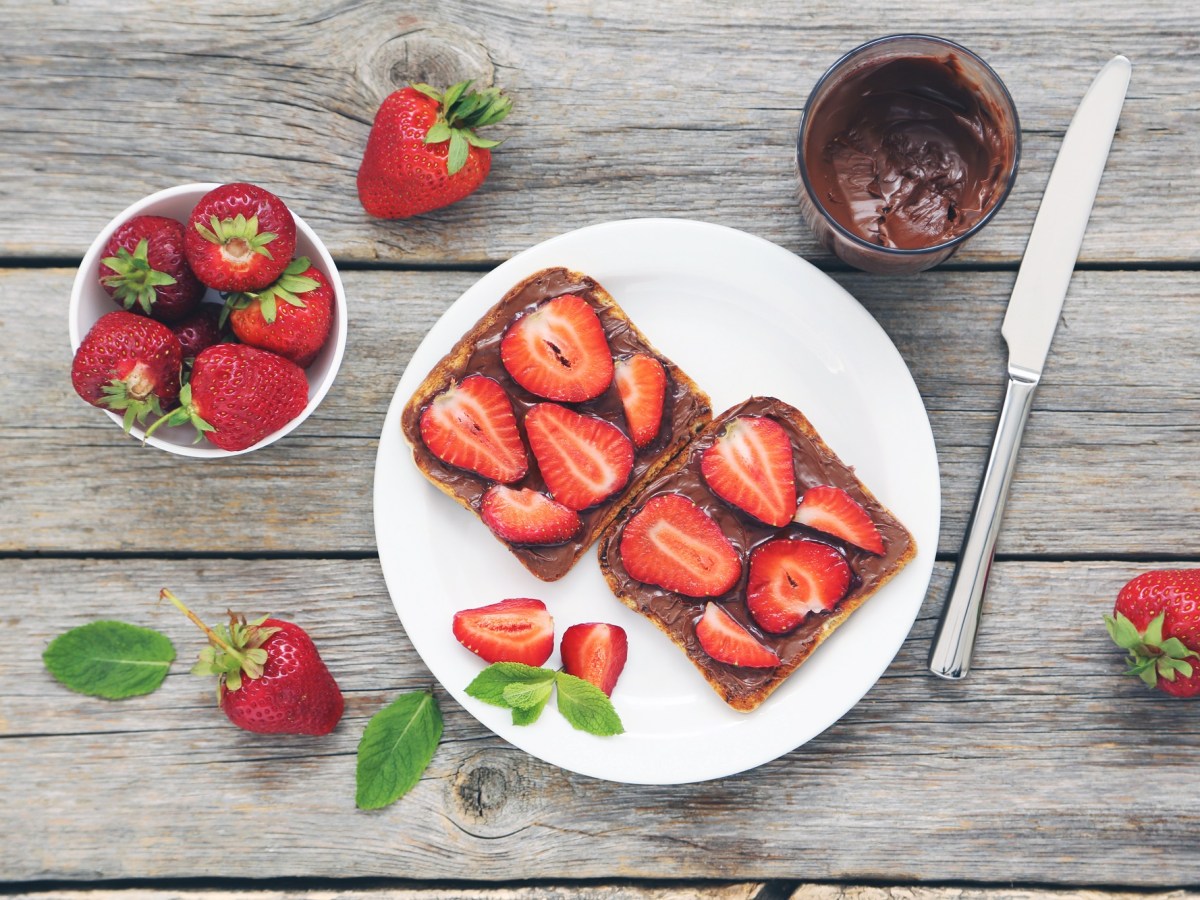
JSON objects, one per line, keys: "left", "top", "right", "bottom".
{"left": 928, "top": 55, "right": 1132, "bottom": 680}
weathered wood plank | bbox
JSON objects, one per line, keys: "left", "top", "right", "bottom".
{"left": 4, "top": 557, "right": 1200, "bottom": 884}
{"left": 0, "top": 0, "right": 1193, "bottom": 265}
{"left": 3, "top": 268, "right": 1196, "bottom": 557}
{"left": 790, "top": 891, "right": 1200, "bottom": 900}
{"left": 4, "top": 889, "right": 766, "bottom": 900}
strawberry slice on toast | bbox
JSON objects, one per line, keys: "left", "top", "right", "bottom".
{"left": 794, "top": 485, "right": 886, "bottom": 555}
{"left": 525, "top": 403, "right": 634, "bottom": 510}
{"left": 615, "top": 353, "right": 667, "bottom": 448}
{"left": 701, "top": 416, "right": 796, "bottom": 527}
{"left": 419, "top": 375, "right": 528, "bottom": 483}
{"left": 746, "top": 538, "right": 852, "bottom": 634}
{"left": 695, "top": 603, "right": 780, "bottom": 668}
{"left": 619, "top": 493, "right": 742, "bottom": 597}
{"left": 501, "top": 294, "right": 614, "bottom": 402}
{"left": 480, "top": 485, "right": 582, "bottom": 545}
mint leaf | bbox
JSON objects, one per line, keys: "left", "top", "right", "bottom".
{"left": 511, "top": 695, "right": 549, "bottom": 726}
{"left": 554, "top": 672, "right": 624, "bottom": 736}
{"left": 356, "top": 690, "right": 442, "bottom": 811}
{"left": 42, "top": 621, "right": 175, "bottom": 699}
{"left": 464, "top": 662, "right": 554, "bottom": 707}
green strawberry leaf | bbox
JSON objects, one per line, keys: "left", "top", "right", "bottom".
{"left": 355, "top": 690, "right": 443, "bottom": 811}
{"left": 43, "top": 621, "right": 175, "bottom": 699}
{"left": 464, "top": 662, "right": 555, "bottom": 707}
{"left": 446, "top": 130, "right": 470, "bottom": 176}
{"left": 554, "top": 671, "right": 624, "bottom": 736}
{"left": 424, "top": 120, "right": 451, "bottom": 144}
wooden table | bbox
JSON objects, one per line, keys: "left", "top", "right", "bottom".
{"left": 4, "top": 2, "right": 1199, "bottom": 898}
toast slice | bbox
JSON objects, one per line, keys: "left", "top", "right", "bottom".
{"left": 401, "top": 267, "right": 712, "bottom": 581}
{"left": 597, "top": 397, "right": 917, "bottom": 711}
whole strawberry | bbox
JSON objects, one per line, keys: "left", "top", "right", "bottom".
{"left": 226, "top": 257, "right": 333, "bottom": 367}
{"left": 71, "top": 310, "right": 183, "bottom": 431}
{"left": 99, "top": 215, "right": 204, "bottom": 321}
{"left": 163, "top": 590, "right": 343, "bottom": 735}
{"left": 146, "top": 343, "right": 308, "bottom": 451}
{"left": 184, "top": 183, "right": 296, "bottom": 292}
{"left": 357, "top": 80, "right": 512, "bottom": 219}
{"left": 169, "top": 303, "right": 227, "bottom": 361}
{"left": 1105, "top": 569, "right": 1200, "bottom": 697}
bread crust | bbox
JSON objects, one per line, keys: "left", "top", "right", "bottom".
{"left": 400, "top": 266, "right": 712, "bottom": 581}
{"left": 597, "top": 397, "right": 917, "bottom": 711}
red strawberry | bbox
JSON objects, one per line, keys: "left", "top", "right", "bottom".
{"left": 227, "top": 257, "right": 334, "bottom": 367}
{"left": 170, "top": 304, "right": 226, "bottom": 361}
{"left": 419, "top": 375, "right": 527, "bottom": 483}
{"left": 560, "top": 623, "right": 628, "bottom": 696}
{"left": 524, "top": 403, "right": 633, "bottom": 510}
{"left": 146, "top": 344, "right": 308, "bottom": 451}
{"left": 99, "top": 215, "right": 204, "bottom": 322}
{"left": 701, "top": 416, "right": 796, "bottom": 527}
{"left": 357, "top": 81, "right": 512, "bottom": 219}
{"left": 71, "top": 310, "right": 183, "bottom": 432}
{"left": 162, "top": 589, "right": 343, "bottom": 736}
{"left": 615, "top": 353, "right": 667, "bottom": 448}
{"left": 452, "top": 598, "right": 554, "bottom": 666}
{"left": 794, "top": 485, "right": 885, "bottom": 555}
{"left": 480, "top": 485, "right": 582, "bottom": 545}
{"left": 619, "top": 493, "right": 742, "bottom": 597}
{"left": 500, "top": 294, "right": 614, "bottom": 402}
{"left": 185, "top": 182, "right": 296, "bottom": 291}
{"left": 746, "top": 538, "right": 851, "bottom": 634}
{"left": 695, "top": 602, "right": 780, "bottom": 668}
{"left": 1105, "top": 569, "right": 1200, "bottom": 697}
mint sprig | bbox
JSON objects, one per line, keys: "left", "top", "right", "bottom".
{"left": 356, "top": 690, "right": 443, "bottom": 810}
{"left": 465, "top": 662, "right": 624, "bottom": 736}
{"left": 43, "top": 621, "right": 175, "bottom": 699}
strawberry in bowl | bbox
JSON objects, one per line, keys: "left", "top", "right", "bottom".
{"left": 69, "top": 183, "right": 347, "bottom": 457}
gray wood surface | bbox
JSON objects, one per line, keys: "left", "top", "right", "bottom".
{"left": 3, "top": 0, "right": 1199, "bottom": 892}
{"left": 0, "top": 1, "right": 1194, "bottom": 266}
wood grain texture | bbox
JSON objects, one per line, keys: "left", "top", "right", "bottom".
{"left": 5, "top": 268, "right": 1196, "bottom": 557}
{"left": 790, "top": 891, "right": 1200, "bottom": 900}
{"left": 4, "top": 889, "right": 766, "bottom": 900}
{"left": 0, "top": 0, "right": 1193, "bottom": 265}
{"left": 4, "top": 557, "right": 1200, "bottom": 884}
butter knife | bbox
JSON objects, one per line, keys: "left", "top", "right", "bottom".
{"left": 928, "top": 55, "right": 1132, "bottom": 680}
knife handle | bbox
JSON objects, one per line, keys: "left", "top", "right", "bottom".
{"left": 928, "top": 370, "right": 1039, "bottom": 679}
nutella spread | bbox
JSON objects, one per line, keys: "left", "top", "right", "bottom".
{"left": 804, "top": 55, "right": 1015, "bottom": 249}
{"left": 599, "top": 397, "right": 914, "bottom": 708}
{"left": 401, "top": 268, "right": 711, "bottom": 581}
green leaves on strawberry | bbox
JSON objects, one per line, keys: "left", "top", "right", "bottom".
{"left": 1106, "top": 611, "right": 1200, "bottom": 688}
{"left": 223, "top": 257, "right": 321, "bottom": 326}
{"left": 357, "top": 80, "right": 513, "bottom": 219}
{"left": 1105, "top": 569, "right": 1200, "bottom": 697}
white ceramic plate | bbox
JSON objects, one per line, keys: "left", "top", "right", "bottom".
{"left": 373, "top": 219, "right": 939, "bottom": 784}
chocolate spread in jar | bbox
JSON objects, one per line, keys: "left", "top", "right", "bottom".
{"left": 803, "top": 55, "right": 1015, "bottom": 249}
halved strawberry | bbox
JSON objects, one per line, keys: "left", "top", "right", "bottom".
{"left": 619, "top": 493, "right": 742, "bottom": 597}
{"left": 746, "top": 538, "right": 852, "bottom": 634}
{"left": 419, "top": 375, "right": 528, "bottom": 483}
{"left": 695, "top": 603, "right": 780, "bottom": 668}
{"left": 452, "top": 598, "right": 554, "bottom": 666}
{"left": 794, "top": 485, "right": 885, "bottom": 555}
{"left": 480, "top": 485, "right": 582, "bottom": 545}
{"left": 700, "top": 416, "right": 796, "bottom": 527}
{"left": 560, "top": 623, "right": 628, "bottom": 696}
{"left": 500, "top": 294, "right": 614, "bottom": 402}
{"left": 524, "top": 403, "right": 633, "bottom": 510}
{"left": 615, "top": 353, "right": 667, "bottom": 448}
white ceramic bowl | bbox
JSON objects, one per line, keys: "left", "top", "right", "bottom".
{"left": 69, "top": 182, "right": 348, "bottom": 457}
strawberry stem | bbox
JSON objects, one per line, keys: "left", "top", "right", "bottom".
{"left": 160, "top": 588, "right": 241, "bottom": 661}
